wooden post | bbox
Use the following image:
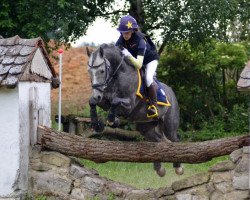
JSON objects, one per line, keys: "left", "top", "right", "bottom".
{"left": 29, "top": 87, "right": 38, "bottom": 146}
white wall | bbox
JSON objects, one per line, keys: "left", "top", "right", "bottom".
{"left": 0, "top": 88, "right": 20, "bottom": 196}
{"left": 0, "top": 82, "right": 51, "bottom": 197}
{"left": 18, "top": 82, "right": 51, "bottom": 194}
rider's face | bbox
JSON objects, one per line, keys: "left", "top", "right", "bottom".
{"left": 122, "top": 31, "right": 133, "bottom": 41}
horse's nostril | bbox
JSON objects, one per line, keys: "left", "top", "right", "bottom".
{"left": 97, "top": 95, "right": 101, "bottom": 100}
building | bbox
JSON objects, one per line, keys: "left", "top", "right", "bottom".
{"left": 237, "top": 60, "right": 250, "bottom": 92}
{"left": 0, "top": 35, "right": 59, "bottom": 198}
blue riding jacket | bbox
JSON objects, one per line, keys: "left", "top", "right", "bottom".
{"left": 115, "top": 32, "right": 159, "bottom": 65}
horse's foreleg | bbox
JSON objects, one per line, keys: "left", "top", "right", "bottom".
{"left": 107, "top": 97, "right": 131, "bottom": 128}
{"left": 107, "top": 104, "right": 120, "bottom": 128}
{"left": 89, "top": 97, "right": 104, "bottom": 132}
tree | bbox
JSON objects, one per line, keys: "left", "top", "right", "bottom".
{"left": 102, "top": 0, "right": 250, "bottom": 53}
{"left": 0, "top": 0, "right": 114, "bottom": 44}
{"left": 142, "top": 0, "right": 249, "bottom": 53}
{"left": 1, "top": 0, "right": 249, "bottom": 50}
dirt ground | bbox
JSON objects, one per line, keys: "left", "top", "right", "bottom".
{"left": 50, "top": 47, "right": 93, "bottom": 116}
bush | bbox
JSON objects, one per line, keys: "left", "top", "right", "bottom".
{"left": 225, "top": 104, "right": 249, "bottom": 133}
{"left": 179, "top": 103, "right": 249, "bottom": 142}
{"left": 158, "top": 41, "right": 249, "bottom": 134}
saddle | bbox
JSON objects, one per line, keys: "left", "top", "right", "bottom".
{"left": 136, "top": 69, "right": 171, "bottom": 106}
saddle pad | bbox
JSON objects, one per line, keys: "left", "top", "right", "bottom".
{"left": 136, "top": 70, "right": 171, "bottom": 106}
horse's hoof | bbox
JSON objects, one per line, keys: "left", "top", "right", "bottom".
{"left": 107, "top": 118, "right": 120, "bottom": 128}
{"left": 92, "top": 120, "right": 105, "bottom": 132}
{"left": 156, "top": 167, "right": 166, "bottom": 177}
{"left": 106, "top": 120, "right": 114, "bottom": 126}
{"left": 175, "top": 167, "right": 184, "bottom": 175}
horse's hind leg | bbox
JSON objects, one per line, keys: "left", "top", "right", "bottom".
{"left": 153, "top": 162, "right": 166, "bottom": 177}
{"left": 136, "top": 122, "right": 166, "bottom": 177}
{"left": 160, "top": 111, "right": 184, "bottom": 175}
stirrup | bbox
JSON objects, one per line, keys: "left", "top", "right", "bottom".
{"left": 147, "top": 104, "right": 158, "bottom": 118}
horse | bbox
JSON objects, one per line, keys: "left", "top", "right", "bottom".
{"left": 86, "top": 43, "right": 184, "bottom": 177}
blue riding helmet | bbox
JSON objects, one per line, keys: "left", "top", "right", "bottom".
{"left": 117, "top": 15, "right": 138, "bottom": 33}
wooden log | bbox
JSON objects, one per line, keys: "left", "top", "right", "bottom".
{"left": 74, "top": 117, "right": 137, "bottom": 138}
{"left": 90, "top": 126, "right": 142, "bottom": 141}
{"left": 37, "top": 125, "right": 250, "bottom": 164}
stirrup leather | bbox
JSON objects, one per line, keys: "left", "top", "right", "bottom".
{"left": 147, "top": 104, "right": 158, "bottom": 118}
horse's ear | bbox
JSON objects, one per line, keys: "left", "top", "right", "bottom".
{"left": 99, "top": 46, "right": 104, "bottom": 58}
{"left": 86, "top": 47, "right": 92, "bottom": 57}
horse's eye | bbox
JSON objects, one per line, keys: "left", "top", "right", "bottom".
{"left": 100, "top": 70, "right": 105, "bottom": 74}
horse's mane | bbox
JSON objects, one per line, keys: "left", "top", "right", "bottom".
{"left": 98, "top": 43, "right": 134, "bottom": 68}
{"left": 100, "top": 43, "right": 120, "bottom": 56}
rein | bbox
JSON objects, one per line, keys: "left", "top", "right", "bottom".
{"left": 90, "top": 55, "right": 125, "bottom": 92}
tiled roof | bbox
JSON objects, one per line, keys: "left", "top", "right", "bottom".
{"left": 237, "top": 61, "right": 250, "bottom": 92}
{"left": 0, "top": 35, "right": 56, "bottom": 88}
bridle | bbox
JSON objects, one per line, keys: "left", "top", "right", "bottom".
{"left": 88, "top": 55, "right": 125, "bottom": 92}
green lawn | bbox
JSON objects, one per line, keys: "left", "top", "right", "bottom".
{"left": 80, "top": 155, "right": 228, "bottom": 189}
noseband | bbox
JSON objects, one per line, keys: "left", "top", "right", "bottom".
{"left": 89, "top": 55, "right": 125, "bottom": 92}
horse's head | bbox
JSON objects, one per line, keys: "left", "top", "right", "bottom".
{"left": 87, "top": 44, "right": 123, "bottom": 103}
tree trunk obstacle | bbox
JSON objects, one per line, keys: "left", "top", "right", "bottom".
{"left": 58, "top": 115, "right": 140, "bottom": 140}
{"left": 37, "top": 125, "right": 249, "bottom": 164}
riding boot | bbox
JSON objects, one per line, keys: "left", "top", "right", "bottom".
{"left": 147, "top": 83, "right": 158, "bottom": 118}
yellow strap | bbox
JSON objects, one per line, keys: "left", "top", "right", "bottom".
{"left": 147, "top": 105, "right": 159, "bottom": 118}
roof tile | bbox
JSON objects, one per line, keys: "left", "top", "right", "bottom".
{"left": 0, "top": 74, "right": 6, "bottom": 83}
{"left": 9, "top": 64, "right": 24, "bottom": 75}
{"left": 2, "top": 74, "right": 18, "bottom": 87}
{"left": 0, "top": 35, "right": 19, "bottom": 46}
{"left": 6, "top": 45, "right": 23, "bottom": 56}
{"left": 0, "top": 55, "right": 4, "bottom": 63}
{"left": 14, "top": 56, "right": 30, "bottom": 65}
{"left": 0, "top": 46, "right": 8, "bottom": 56}
{"left": 20, "top": 46, "right": 35, "bottom": 56}
{"left": 17, "top": 38, "right": 40, "bottom": 46}
{"left": 0, "top": 64, "right": 11, "bottom": 75}
{"left": 2, "top": 56, "right": 15, "bottom": 65}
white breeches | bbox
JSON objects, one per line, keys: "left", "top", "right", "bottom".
{"left": 145, "top": 60, "right": 158, "bottom": 87}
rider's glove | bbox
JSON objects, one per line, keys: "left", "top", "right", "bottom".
{"left": 122, "top": 48, "right": 132, "bottom": 57}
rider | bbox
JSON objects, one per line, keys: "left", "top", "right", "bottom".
{"left": 115, "top": 15, "right": 160, "bottom": 118}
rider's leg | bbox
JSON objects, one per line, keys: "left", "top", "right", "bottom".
{"left": 145, "top": 60, "right": 158, "bottom": 118}
{"left": 147, "top": 83, "right": 158, "bottom": 117}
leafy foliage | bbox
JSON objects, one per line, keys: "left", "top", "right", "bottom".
{"left": 142, "top": 0, "right": 250, "bottom": 50}
{"left": 158, "top": 41, "right": 249, "bottom": 132}
{"left": 0, "top": 0, "right": 114, "bottom": 44}
{"left": 1, "top": 0, "right": 249, "bottom": 49}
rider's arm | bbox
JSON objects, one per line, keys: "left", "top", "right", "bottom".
{"left": 116, "top": 36, "right": 144, "bottom": 69}
{"left": 127, "top": 55, "right": 144, "bottom": 69}
{"left": 127, "top": 39, "right": 146, "bottom": 69}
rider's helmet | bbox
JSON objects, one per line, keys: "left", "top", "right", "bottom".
{"left": 117, "top": 15, "right": 138, "bottom": 33}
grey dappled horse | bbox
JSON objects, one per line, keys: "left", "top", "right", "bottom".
{"left": 87, "top": 44, "right": 183, "bottom": 177}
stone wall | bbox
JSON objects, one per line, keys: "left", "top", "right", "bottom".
{"left": 28, "top": 146, "right": 249, "bottom": 200}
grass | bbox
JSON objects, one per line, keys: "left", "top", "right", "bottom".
{"left": 80, "top": 155, "right": 228, "bottom": 189}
